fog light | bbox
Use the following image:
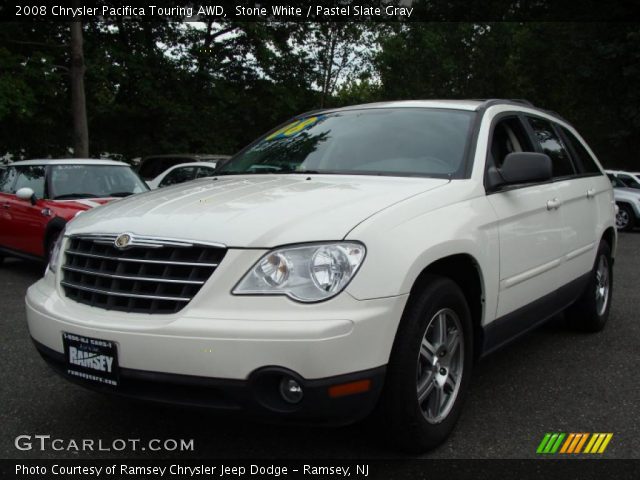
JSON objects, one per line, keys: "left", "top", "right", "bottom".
{"left": 279, "top": 377, "right": 303, "bottom": 404}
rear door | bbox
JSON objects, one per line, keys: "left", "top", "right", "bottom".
{"left": 555, "top": 123, "right": 612, "bottom": 281}
{"left": 486, "top": 114, "right": 565, "bottom": 318}
{"left": 526, "top": 116, "right": 603, "bottom": 287}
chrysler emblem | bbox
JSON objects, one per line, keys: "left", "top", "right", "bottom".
{"left": 114, "top": 233, "right": 132, "bottom": 249}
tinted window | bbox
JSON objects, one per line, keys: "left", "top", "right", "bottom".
{"left": 159, "top": 166, "right": 196, "bottom": 187}
{"left": 559, "top": 127, "right": 601, "bottom": 174}
{"left": 527, "top": 117, "right": 575, "bottom": 178}
{"left": 14, "top": 166, "right": 46, "bottom": 198}
{"left": 195, "top": 166, "right": 216, "bottom": 179}
{"left": 219, "top": 109, "right": 476, "bottom": 177}
{"left": 489, "top": 116, "right": 535, "bottom": 168}
{"left": 618, "top": 174, "right": 640, "bottom": 189}
{"left": 139, "top": 157, "right": 193, "bottom": 180}
{"left": 0, "top": 167, "right": 17, "bottom": 193}
{"left": 607, "top": 173, "right": 627, "bottom": 189}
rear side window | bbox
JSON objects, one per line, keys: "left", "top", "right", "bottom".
{"left": 0, "top": 167, "right": 17, "bottom": 193}
{"left": 527, "top": 116, "right": 575, "bottom": 178}
{"left": 13, "top": 166, "right": 46, "bottom": 198}
{"left": 139, "top": 157, "right": 192, "bottom": 180}
{"left": 559, "top": 127, "right": 601, "bottom": 174}
{"left": 196, "top": 166, "right": 216, "bottom": 179}
{"left": 159, "top": 166, "right": 196, "bottom": 187}
{"left": 618, "top": 173, "right": 640, "bottom": 189}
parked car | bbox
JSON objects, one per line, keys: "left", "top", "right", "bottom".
{"left": 138, "top": 154, "right": 230, "bottom": 184}
{"left": 27, "top": 100, "right": 615, "bottom": 452}
{"left": 605, "top": 170, "right": 640, "bottom": 189}
{"left": 607, "top": 173, "right": 640, "bottom": 231}
{"left": 146, "top": 162, "right": 219, "bottom": 189}
{"left": 0, "top": 159, "right": 148, "bottom": 263}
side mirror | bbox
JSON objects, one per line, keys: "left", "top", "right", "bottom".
{"left": 487, "top": 152, "right": 552, "bottom": 191}
{"left": 16, "top": 187, "right": 37, "bottom": 205}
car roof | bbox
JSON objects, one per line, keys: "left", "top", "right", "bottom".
{"left": 301, "top": 98, "right": 565, "bottom": 122}
{"left": 9, "top": 158, "right": 129, "bottom": 167}
{"left": 166, "top": 162, "right": 219, "bottom": 169}
{"left": 141, "top": 154, "right": 230, "bottom": 161}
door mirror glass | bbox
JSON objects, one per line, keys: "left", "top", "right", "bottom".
{"left": 16, "top": 187, "right": 36, "bottom": 204}
{"left": 488, "top": 152, "right": 552, "bottom": 190}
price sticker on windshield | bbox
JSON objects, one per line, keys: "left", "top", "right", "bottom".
{"left": 266, "top": 116, "right": 323, "bottom": 141}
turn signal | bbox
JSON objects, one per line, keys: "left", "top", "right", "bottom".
{"left": 328, "top": 379, "right": 371, "bottom": 398}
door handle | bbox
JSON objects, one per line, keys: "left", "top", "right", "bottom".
{"left": 546, "top": 198, "right": 561, "bottom": 210}
{"left": 586, "top": 188, "right": 596, "bottom": 199}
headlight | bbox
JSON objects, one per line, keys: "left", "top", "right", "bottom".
{"left": 233, "top": 242, "right": 366, "bottom": 302}
{"left": 48, "top": 229, "right": 66, "bottom": 273}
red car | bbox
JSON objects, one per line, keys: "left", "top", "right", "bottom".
{"left": 0, "top": 159, "right": 148, "bottom": 263}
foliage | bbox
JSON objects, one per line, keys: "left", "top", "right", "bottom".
{"left": 0, "top": 20, "right": 638, "bottom": 168}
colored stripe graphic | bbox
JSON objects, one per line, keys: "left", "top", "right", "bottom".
{"left": 537, "top": 433, "right": 613, "bottom": 454}
{"left": 537, "top": 433, "right": 565, "bottom": 454}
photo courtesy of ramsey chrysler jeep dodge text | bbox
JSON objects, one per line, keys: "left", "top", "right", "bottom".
{"left": 26, "top": 100, "right": 616, "bottom": 452}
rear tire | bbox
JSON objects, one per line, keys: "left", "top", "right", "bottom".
{"left": 616, "top": 204, "right": 634, "bottom": 231}
{"left": 565, "top": 241, "right": 613, "bottom": 332}
{"left": 381, "top": 276, "right": 473, "bottom": 453}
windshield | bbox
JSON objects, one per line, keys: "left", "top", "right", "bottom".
{"left": 50, "top": 165, "right": 149, "bottom": 199}
{"left": 219, "top": 108, "right": 475, "bottom": 177}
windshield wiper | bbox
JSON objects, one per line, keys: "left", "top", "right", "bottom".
{"left": 53, "top": 193, "right": 100, "bottom": 200}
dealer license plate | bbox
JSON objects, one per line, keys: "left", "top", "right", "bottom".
{"left": 62, "top": 332, "right": 119, "bottom": 387}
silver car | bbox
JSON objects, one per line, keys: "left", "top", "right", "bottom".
{"left": 608, "top": 173, "right": 640, "bottom": 231}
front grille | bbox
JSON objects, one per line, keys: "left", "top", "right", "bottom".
{"left": 61, "top": 234, "right": 226, "bottom": 314}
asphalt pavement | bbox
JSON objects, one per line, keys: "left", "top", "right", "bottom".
{"left": 1, "top": 234, "right": 639, "bottom": 459}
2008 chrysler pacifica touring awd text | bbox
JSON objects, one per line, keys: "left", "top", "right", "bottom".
{"left": 26, "top": 99, "right": 616, "bottom": 452}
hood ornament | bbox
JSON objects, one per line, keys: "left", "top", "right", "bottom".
{"left": 114, "top": 233, "right": 132, "bottom": 250}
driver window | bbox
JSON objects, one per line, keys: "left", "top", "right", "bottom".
{"left": 13, "top": 166, "right": 46, "bottom": 198}
{"left": 490, "top": 117, "right": 534, "bottom": 168}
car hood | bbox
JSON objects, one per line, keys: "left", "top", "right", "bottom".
{"left": 52, "top": 198, "right": 115, "bottom": 210}
{"left": 67, "top": 174, "right": 449, "bottom": 247}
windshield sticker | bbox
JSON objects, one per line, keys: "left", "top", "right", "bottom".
{"left": 265, "top": 116, "right": 324, "bottom": 141}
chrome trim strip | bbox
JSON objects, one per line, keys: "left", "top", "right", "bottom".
{"left": 70, "top": 233, "right": 227, "bottom": 249}
{"left": 565, "top": 242, "right": 595, "bottom": 261}
{"left": 60, "top": 281, "right": 191, "bottom": 302}
{"left": 62, "top": 265, "right": 206, "bottom": 285}
{"left": 65, "top": 250, "right": 219, "bottom": 268}
{"left": 501, "top": 257, "right": 562, "bottom": 290}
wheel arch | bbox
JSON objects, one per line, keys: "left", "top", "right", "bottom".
{"left": 601, "top": 226, "right": 616, "bottom": 259}
{"left": 43, "top": 217, "right": 67, "bottom": 256}
{"left": 408, "top": 253, "right": 485, "bottom": 360}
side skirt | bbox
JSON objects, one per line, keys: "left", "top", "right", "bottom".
{"left": 480, "top": 272, "right": 591, "bottom": 358}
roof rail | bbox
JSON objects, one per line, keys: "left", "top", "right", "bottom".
{"left": 478, "top": 98, "right": 535, "bottom": 109}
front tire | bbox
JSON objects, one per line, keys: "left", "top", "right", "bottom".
{"left": 381, "top": 276, "right": 473, "bottom": 453}
{"left": 565, "top": 241, "right": 613, "bottom": 332}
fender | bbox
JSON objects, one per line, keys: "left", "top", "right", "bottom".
{"left": 43, "top": 216, "right": 67, "bottom": 258}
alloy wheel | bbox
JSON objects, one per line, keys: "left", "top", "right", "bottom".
{"left": 416, "top": 308, "right": 464, "bottom": 424}
{"left": 595, "top": 254, "right": 610, "bottom": 316}
{"left": 616, "top": 210, "right": 629, "bottom": 229}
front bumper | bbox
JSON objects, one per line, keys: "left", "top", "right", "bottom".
{"left": 26, "top": 268, "right": 407, "bottom": 423}
{"left": 33, "top": 339, "right": 385, "bottom": 424}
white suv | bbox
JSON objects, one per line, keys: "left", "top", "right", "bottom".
{"left": 26, "top": 100, "right": 616, "bottom": 452}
